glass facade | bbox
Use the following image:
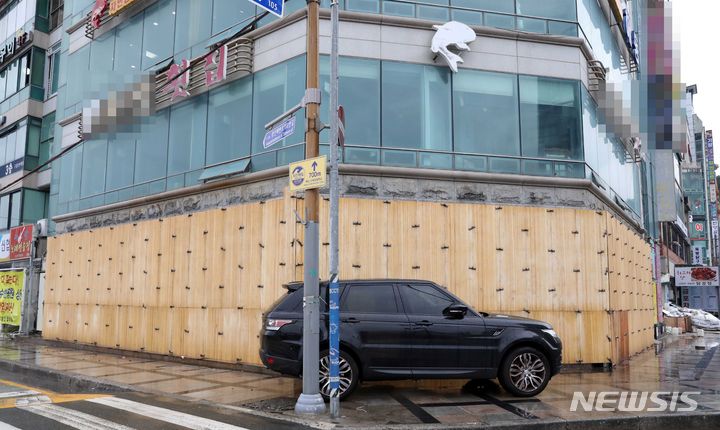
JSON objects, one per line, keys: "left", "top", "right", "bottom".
{"left": 50, "top": 0, "right": 640, "bottom": 219}
{"left": 318, "top": 0, "right": 578, "bottom": 36}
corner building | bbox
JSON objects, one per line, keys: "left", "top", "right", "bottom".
{"left": 44, "top": 0, "right": 656, "bottom": 367}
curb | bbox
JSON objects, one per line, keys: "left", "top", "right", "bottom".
{"left": 343, "top": 412, "right": 720, "bottom": 430}
{"left": 0, "top": 355, "right": 333, "bottom": 430}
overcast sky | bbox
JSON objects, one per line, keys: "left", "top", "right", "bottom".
{"left": 675, "top": 0, "right": 719, "bottom": 134}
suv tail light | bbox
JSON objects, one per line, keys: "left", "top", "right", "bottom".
{"left": 266, "top": 319, "right": 294, "bottom": 331}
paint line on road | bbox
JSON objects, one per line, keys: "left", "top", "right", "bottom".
{"left": 0, "top": 421, "right": 22, "bottom": 430}
{"left": 389, "top": 392, "right": 441, "bottom": 424}
{"left": 88, "top": 397, "right": 250, "bottom": 430}
{"left": 22, "top": 403, "right": 136, "bottom": 430}
{"left": 0, "top": 390, "right": 39, "bottom": 399}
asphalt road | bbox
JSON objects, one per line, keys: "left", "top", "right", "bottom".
{"left": 0, "top": 368, "right": 308, "bottom": 430}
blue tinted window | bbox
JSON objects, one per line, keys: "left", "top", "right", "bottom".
{"left": 453, "top": 70, "right": 519, "bottom": 156}
{"left": 346, "top": 0, "right": 379, "bottom": 13}
{"left": 175, "top": 0, "right": 212, "bottom": 54}
{"left": 382, "top": 62, "right": 451, "bottom": 151}
{"left": 212, "top": 0, "right": 255, "bottom": 35}
{"left": 451, "top": 0, "right": 513, "bottom": 14}
{"left": 519, "top": 76, "right": 581, "bottom": 160}
{"left": 251, "top": 56, "right": 306, "bottom": 155}
{"left": 142, "top": 0, "right": 177, "bottom": 70}
{"left": 320, "top": 56, "right": 380, "bottom": 147}
{"left": 81, "top": 139, "right": 107, "bottom": 197}
{"left": 169, "top": 94, "right": 208, "bottom": 174}
{"left": 114, "top": 18, "right": 143, "bottom": 73}
{"left": 516, "top": 0, "right": 576, "bottom": 20}
{"left": 106, "top": 139, "right": 136, "bottom": 192}
{"left": 58, "top": 146, "right": 83, "bottom": 204}
{"left": 135, "top": 110, "right": 169, "bottom": 183}
{"left": 207, "top": 76, "right": 253, "bottom": 165}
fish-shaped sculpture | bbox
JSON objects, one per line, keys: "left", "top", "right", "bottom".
{"left": 431, "top": 21, "right": 477, "bottom": 73}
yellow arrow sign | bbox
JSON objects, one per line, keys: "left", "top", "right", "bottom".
{"left": 289, "top": 155, "right": 327, "bottom": 192}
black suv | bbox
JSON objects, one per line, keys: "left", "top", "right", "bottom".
{"left": 260, "top": 280, "right": 562, "bottom": 399}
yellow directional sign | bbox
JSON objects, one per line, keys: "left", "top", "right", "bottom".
{"left": 289, "top": 156, "right": 327, "bottom": 191}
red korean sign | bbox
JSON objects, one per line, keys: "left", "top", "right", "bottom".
{"left": 9, "top": 225, "right": 32, "bottom": 261}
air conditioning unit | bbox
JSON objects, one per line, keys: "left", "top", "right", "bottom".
{"left": 35, "top": 219, "right": 48, "bottom": 238}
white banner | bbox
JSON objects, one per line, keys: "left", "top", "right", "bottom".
{"left": 675, "top": 266, "right": 719, "bottom": 287}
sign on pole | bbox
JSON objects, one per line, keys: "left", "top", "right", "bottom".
{"left": 289, "top": 156, "right": 327, "bottom": 192}
{"left": 248, "top": 0, "right": 284, "bottom": 18}
{"left": 263, "top": 116, "right": 296, "bottom": 149}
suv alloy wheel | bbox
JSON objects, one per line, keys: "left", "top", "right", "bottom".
{"left": 318, "top": 350, "right": 359, "bottom": 400}
{"left": 498, "top": 346, "right": 551, "bottom": 397}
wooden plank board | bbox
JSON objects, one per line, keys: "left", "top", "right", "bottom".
{"left": 386, "top": 201, "right": 418, "bottom": 279}
{"left": 42, "top": 198, "right": 656, "bottom": 366}
{"left": 448, "top": 203, "right": 478, "bottom": 309}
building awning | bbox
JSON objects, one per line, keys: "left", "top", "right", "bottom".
{"left": 198, "top": 159, "right": 251, "bottom": 183}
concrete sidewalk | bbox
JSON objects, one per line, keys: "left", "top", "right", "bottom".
{"left": 0, "top": 333, "right": 719, "bottom": 429}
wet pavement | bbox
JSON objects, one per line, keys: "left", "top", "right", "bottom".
{"left": 0, "top": 332, "right": 718, "bottom": 428}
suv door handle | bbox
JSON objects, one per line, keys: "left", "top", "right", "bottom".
{"left": 414, "top": 320, "right": 433, "bottom": 326}
{"left": 342, "top": 317, "right": 360, "bottom": 324}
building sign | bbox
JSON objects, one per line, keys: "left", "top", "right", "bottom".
{"left": 675, "top": 266, "right": 720, "bottom": 287}
{"left": 91, "top": 0, "right": 109, "bottom": 28}
{"left": 695, "top": 222, "right": 705, "bottom": 233}
{"left": 204, "top": 45, "right": 228, "bottom": 87}
{"left": 431, "top": 21, "right": 476, "bottom": 73}
{"left": 692, "top": 247, "right": 703, "bottom": 265}
{"left": 708, "top": 130, "right": 715, "bottom": 184}
{"left": 110, "top": 0, "right": 140, "bottom": 15}
{"left": 9, "top": 225, "right": 32, "bottom": 260}
{"left": 289, "top": 156, "right": 327, "bottom": 192}
{"left": 0, "top": 233, "right": 9, "bottom": 260}
{"left": 0, "top": 158, "right": 23, "bottom": 179}
{"left": 0, "top": 30, "right": 31, "bottom": 66}
{"left": 0, "top": 270, "right": 24, "bottom": 325}
{"left": 164, "top": 59, "right": 190, "bottom": 100}
{"left": 0, "top": 225, "right": 33, "bottom": 263}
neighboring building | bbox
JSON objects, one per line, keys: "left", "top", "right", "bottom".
{"left": 681, "top": 111, "right": 711, "bottom": 267}
{"left": 0, "top": 0, "right": 64, "bottom": 331}
{"left": 41, "top": 0, "right": 657, "bottom": 366}
{"left": 674, "top": 86, "right": 720, "bottom": 314}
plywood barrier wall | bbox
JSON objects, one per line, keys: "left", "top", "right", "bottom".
{"left": 44, "top": 192, "right": 656, "bottom": 366}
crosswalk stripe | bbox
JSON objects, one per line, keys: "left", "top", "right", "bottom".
{"left": 21, "top": 403, "right": 136, "bottom": 430}
{"left": 0, "top": 421, "right": 22, "bottom": 430}
{"left": 0, "top": 391, "right": 38, "bottom": 399}
{"left": 88, "top": 397, "right": 249, "bottom": 430}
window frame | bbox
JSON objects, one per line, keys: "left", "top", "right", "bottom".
{"left": 396, "top": 282, "right": 457, "bottom": 316}
{"left": 49, "top": 0, "right": 64, "bottom": 32}
{"left": 0, "top": 189, "right": 22, "bottom": 230}
{"left": 339, "top": 282, "right": 400, "bottom": 314}
{"left": 45, "top": 43, "right": 61, "bottom": 99}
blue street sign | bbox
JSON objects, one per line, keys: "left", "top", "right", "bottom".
{"left": 328, "top": 275, "right": 340, "bottom": 401}
{"left": 248, "top": 0, "right": 284, "bottom": 18}
{"left": 263, "top": 116, "right": 296, "bottom": 149}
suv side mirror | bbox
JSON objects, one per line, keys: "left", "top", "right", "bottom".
{"left": 443, "top": 304, "right": 468, "bottom": 319}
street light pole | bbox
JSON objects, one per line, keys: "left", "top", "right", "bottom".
{"left": 294, "top": 0, "right": 326, "bottom": 416}
{"left": 328, "top": 0, "right": 341, "bottom": 419}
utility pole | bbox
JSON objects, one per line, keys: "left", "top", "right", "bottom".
{"left": 294, "top": 0, "right": 326, "bottom": 416}
{"left": 328, "top": 0, "right": 341, "bottom": 419}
